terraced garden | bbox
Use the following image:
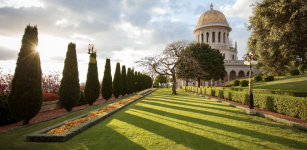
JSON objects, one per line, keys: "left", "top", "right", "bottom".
{"left": 1, "top": 88, "right": 307, "bottom": 149}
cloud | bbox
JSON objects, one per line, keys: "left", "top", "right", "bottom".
{"left": 219, "top": 0, "right": 257, "bottom": 20}
{"left": 0, "top": 46, "right": 18, "bottom": 60}
{"left": 171, "top": 18, "right": 180, "bottom": 22}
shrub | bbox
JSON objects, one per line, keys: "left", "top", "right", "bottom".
{"left": 134, "top": 71, "right": 138, "bottom": 92}
{"left": 201, "top": 88, "right": 206, "bottom": 94}
{"left": 7, "top": 25, "right": 43, "bottom": 125}
{"left": 127, "top": 68, "right": 133, "bottom": 95}
{"left": 264, "top": 76, "right": 274, "bottom": 82}
{"left": 77, "top": 90, "right": 87, "bottom": 106}
{"left": 290, "top": 69, "right": 300, "bottom": 76}
{"left": 215, "top": 89, "right": 224, "bottom": 98}
{"left": 240, "top": 80, "right": 248, "bottom": 87}
{"left": 121, "top": 65, "right": 127, "bottom": 96}
{"left": 113, "top": 63, "right": 122, "bottom": 98}
{"left": 101, "top": 58, "right": 113, "bottom": 100}
{"left": 223, "top": 90, "right": 232, "bottom": 100}
{"left": 206, "top": 88, "right": 215, "bottom": 96}
{"left": 254, "top": 75, "right": 262, "bottom": 82}
{"left": 298, "top": 64, "right": 306, "bottom": 74}
{"left": 131, "top": 69, "right": 135, "bottom": 93}
{"left": 233, "top": 80, "right": 240, "bottom": 86}
{"left": 43, "top": 92, "right": 59, "bottom": 101}
{"left": 84, "top": 53, "right": 100, "bottom": 106}
{"left": 231, "top": 92, "right": 249, "bottom": 105}
{"left": 277, "top": 71, "right": 285, "bottom": 76}
{"left": 59, "top": 42, "right": 80, "bottom": 112}
{"left": 0, "top": 94, "right": 21, "bottom": 125}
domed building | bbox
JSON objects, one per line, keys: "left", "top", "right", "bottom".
{"left": 177, "top": 4, "right": 260, "bottom": 87}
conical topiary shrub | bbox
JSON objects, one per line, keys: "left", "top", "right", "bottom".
{"left": 121, "top": 65, "right": 127, "bottom": 96}
{"left": 59, "top": 42, "right": 80, "bottom": 112}
{"left": 7, "top": 25, "right": 43, "bottom": 125}
{"left": 127, "top": 68, "right": 132, "bottom": 95}
{"left": 84, "top": 53, "right": 100, "bottom": 106}
{"left": 113, "top": 63, "right": 122, "bottom": 98}
{"left": 135, "top": 71, "right": 138, "bottom": 92}
{"left": 131, "top": 69, "right": 135, "bottom": 93}
{"left": 101, "top": 58, "right": 113, "bottom": 100}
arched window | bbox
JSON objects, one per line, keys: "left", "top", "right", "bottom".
{"left": 218, "top": 32, "right": 221, "bottom": 43}
{"left": 212, "top": 32, "right": 215, "bottom": 43}
{"left": 201, "top": 33, "right": 204, "bottom": 43}
{"left": 223, "top": 33, "right": 225, "bottom": 43}
{"left": 206, "top": 32, "right": 209, "bottom": 43}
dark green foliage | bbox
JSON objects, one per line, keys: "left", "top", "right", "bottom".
{"left": 247, "top": 0, "right": 307, "bottom": 75}
{"left": 137, "top": 72, "right": 141, "bottom": 91}
{"left": 134, "top": 71, "right": 138, "bottom": 92}
{"left": 59, "top": 42, "right": 80, "bottom": 112}
{"left": 84, "top": 53, "right": 100, "bottom": 106}
{"left": 7, "top": 25, "right": 43, "bottom": 125}
{"left": 254, "top": 75, "right": 262, "bottom": 82}
{"left": 154, "top": 75, "right": 166, "bottom": 87}
{"left": 127, "top": 68, "right": 133, "bottom": 95}
{"left": 298, "top": 64, "right": 305, "bottom": 74}
{"left": 240, "top": 80, "right": 248, "bottom": 87}
{"left": 233, "top": 80, "right": 240, "bottom": 86}
{"left": 0, "top": 94, "right": 21, "bottom": 125}
{"left": 113, "top": 63, "right": 122, "bottom": 98}
{"left": 181, "top": 43, "right": 225, "bottom": 87}
{"left": 205, "top": 88, "right": 215, "bottom": 96}
{"left": 121, "top": 65, "right": 127, "bottom": 96}
{"left": 290, "top": 69, "right": 300, "bottom": 76}
{"left": 101, "top": 59, "right": 113, "bottom": 100}
{"left": 264, "top": 76, "right": 274, "bottom": 82}
{"left": 131, "top": 69, "right": 135, "bottom": 93}
{"left": 77, "top": 90, "right": 87, "bottom": 106}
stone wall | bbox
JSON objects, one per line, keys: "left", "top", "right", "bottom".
{"left": 40, "top": 100, "right": 62, "bottom": 112}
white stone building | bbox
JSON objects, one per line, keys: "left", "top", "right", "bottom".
{"left": 177, "top": 4, "right": 260, "bottom": 87}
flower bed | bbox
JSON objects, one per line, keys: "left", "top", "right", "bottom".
{"left": 47, "top": 95, "right": 141, "bottom": 134}
{"left": 43, "top": 92, "right": 59, "bottom": 101}
{"left": 26, "top": 88, "right": 157, "bottom": 142}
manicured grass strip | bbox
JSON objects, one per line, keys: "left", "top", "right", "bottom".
{"left": 1, "top": 88, "right": 307, "bottom": 149}
{"left": 224, "top": 73, "right": 307, "bottom": 92}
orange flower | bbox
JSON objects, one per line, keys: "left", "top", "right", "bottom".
{"left": 47, "top": 95, "right": 141, "bottom": 134}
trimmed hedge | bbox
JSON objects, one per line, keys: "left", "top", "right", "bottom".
{"left": 224, "top": 87, "right": 307, "bottom": 97}
{"left": 182, "top": 86, "right": 307, "bottom": 121}
{"left": 240, "top": 80, "right": 248, "bottom": 87}
{"left": 234, "top": 80, "right": 240, "bottom": 86}
{"left": 264, "top": 76, "right": 274, "bottom": 82}
{"left": 0, "top": 94, "right": 21, "bottom": 125}
{"left": 290, "top": 69, "right": 300, "bottom": 76}
{"left": 254, "top": 75, "right": 262, "bottom": 82}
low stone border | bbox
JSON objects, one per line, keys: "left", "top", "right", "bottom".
{"left": 26, "top": 89, "right": 157, "bottom": 142}
{"left": 0, "top": 93, "right": 137, "bottom": 135}
{"left": 181, "top": 89, "right": 307, "bottom": 132}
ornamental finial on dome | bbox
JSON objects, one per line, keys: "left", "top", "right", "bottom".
{"left": 210, "top": 3, "right": 213, "bottom": 10}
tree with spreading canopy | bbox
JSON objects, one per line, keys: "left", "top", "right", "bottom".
{"left": 246, "top": 0, "right": 307, "bottom": 75}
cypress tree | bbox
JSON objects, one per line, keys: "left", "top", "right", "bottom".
{"left": 131, "top": 69, "right": 135, "bottom": 93}
{"left": 127, "top": 68, "right": 132, "bottom": 95}
{"left": 113, "top": 63, "right": 122, "bottom": 98}
{"left": 121, "top": 65, "right": 127, "bottom": 96}
{"left": 134, "top": 71, "right": 138, "bottom": 92}
{"left": 84, "top": 53, "right": 100, "bottom": 106}
{"left": 138, "top": 72, "right": 141, "bottom": 91}
{"left": 7, "top": 25, "right": 42, "bottom": 125}
{"left": 59, "top": 42, "right": 80, "bottom": 112}
{"left": 101, "top": 58, "right": 113, "bottom": 100}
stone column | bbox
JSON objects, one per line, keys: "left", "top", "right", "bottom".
{"left": 228, "top": 75, "right": 230, "bottom": 82}
{"left": 219, "top": 78, "right": 222, "bottom": 85}
{"left": 215, "top": 81, "right": 217, "bottom": 86}
{"left": 205, "top": 81, "right": 208, "bottom": 86}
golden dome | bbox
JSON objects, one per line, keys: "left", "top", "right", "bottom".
{"left": 197, "top": 4, "right": 228, "bottom": 26}
{"left": 194, "top": 3, "right": 231, "bottom": 33}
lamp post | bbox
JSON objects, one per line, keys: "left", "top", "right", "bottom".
{"left": 243, "top": 52, "right": 257, "bottom": 115}
{"left": 88, "top": 44, "right": 97, "bottom": 54}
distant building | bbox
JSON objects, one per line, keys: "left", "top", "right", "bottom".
{"left": 177, "top": 4, "right": 260, "bottom": 87}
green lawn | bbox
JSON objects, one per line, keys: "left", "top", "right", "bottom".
{"left": 225, "top": 73, "right": 307, "bottom": 92}
{"left": 1, "top": 88, "right": 307, "bottom": 149}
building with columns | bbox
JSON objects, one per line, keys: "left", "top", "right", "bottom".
{"left": 177, "top": 4, "right": 260, "bottom": 87}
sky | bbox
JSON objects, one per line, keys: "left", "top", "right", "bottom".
{"left": 0, "top": 0, "right": 258, "bottom": 83}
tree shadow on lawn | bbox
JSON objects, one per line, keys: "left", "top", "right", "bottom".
{"left": 120, "top": 111, "right": 238, "bottom": 150}
{"left": 137, "top": 99, "right": 285, "bottom": 129}
{"left": 130, "top": 102, "right": 307, "bottom": 149}
{"left": 142, "top": 97, "right": 243, "bottom": 115}
{"left": 67, "top": 122, "right": 147, "bottom": 150}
